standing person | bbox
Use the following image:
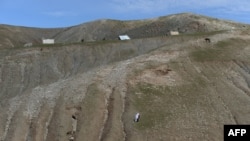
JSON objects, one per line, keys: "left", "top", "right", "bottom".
{"left": 134, "top": 113, "right": 140, "bottom": 122}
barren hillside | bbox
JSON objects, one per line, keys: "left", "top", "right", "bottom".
{"left": 0, "top": 13, "right": 248, "bottom": 49}
{"left": 0, "top": 13, "right": 250, "bottom": 141}
{"left": 0, "top": 25, "right": 62, "bottom": 49}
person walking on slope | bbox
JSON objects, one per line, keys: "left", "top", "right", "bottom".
{"left": 134, "top": 113, "right": 140, "bottom": 122}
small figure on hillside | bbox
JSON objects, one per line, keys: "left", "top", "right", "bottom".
{"left": 72, "top": 115, "right": 76, "bottom": 120}
{"left": 205, "top": 38, "right": 211, "bottom": 43}
{"left": 66, "top": 131, "right": 72, "bottom": 135}
{"left": 134, "top": 112, "right": 140, "bottom": 122}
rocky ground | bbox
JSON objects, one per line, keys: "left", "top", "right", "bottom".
{"left": 0, "top": 28, "right": 250, "bottom": 141}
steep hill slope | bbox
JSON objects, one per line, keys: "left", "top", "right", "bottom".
{"left": 0, "top": 25, "right": 62, "bottom": 49}
{"left": 0, "top": 26, "right": 250, "bottom": 141}
{"left": 0, "top": 13, "right": 248, "bottom": 48}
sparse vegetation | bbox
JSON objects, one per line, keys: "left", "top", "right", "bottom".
{"left": 1, "top": 13, "right": 250, "bottom": 141}
{"left": 190, "top": 38, "right": 246, "bottom": 62}
{"left": 129, "top": 83, "right": 171, "bottom": 129}
{"left": 129, "top": 73, "right": 208, "bottom": 130}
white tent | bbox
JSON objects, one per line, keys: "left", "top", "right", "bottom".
{"left": 170, "top": 31, "right": 179, "bottom": 35}
{"left": 42, "top": 39, "right": 55, "bottom": 44}
{"left": 119, "top": 35, "right": 131, "bottom": 40}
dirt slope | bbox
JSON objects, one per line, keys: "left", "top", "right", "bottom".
{"left": 0, "top": 27, "right": 250, "bottom": 141}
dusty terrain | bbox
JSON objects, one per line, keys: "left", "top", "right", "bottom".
{"left": 1, "top": 13, "right": 250, "bottom": 141}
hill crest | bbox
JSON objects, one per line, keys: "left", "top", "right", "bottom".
{"left": 0, "top": 13, "right": 248, "bottom": 49}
